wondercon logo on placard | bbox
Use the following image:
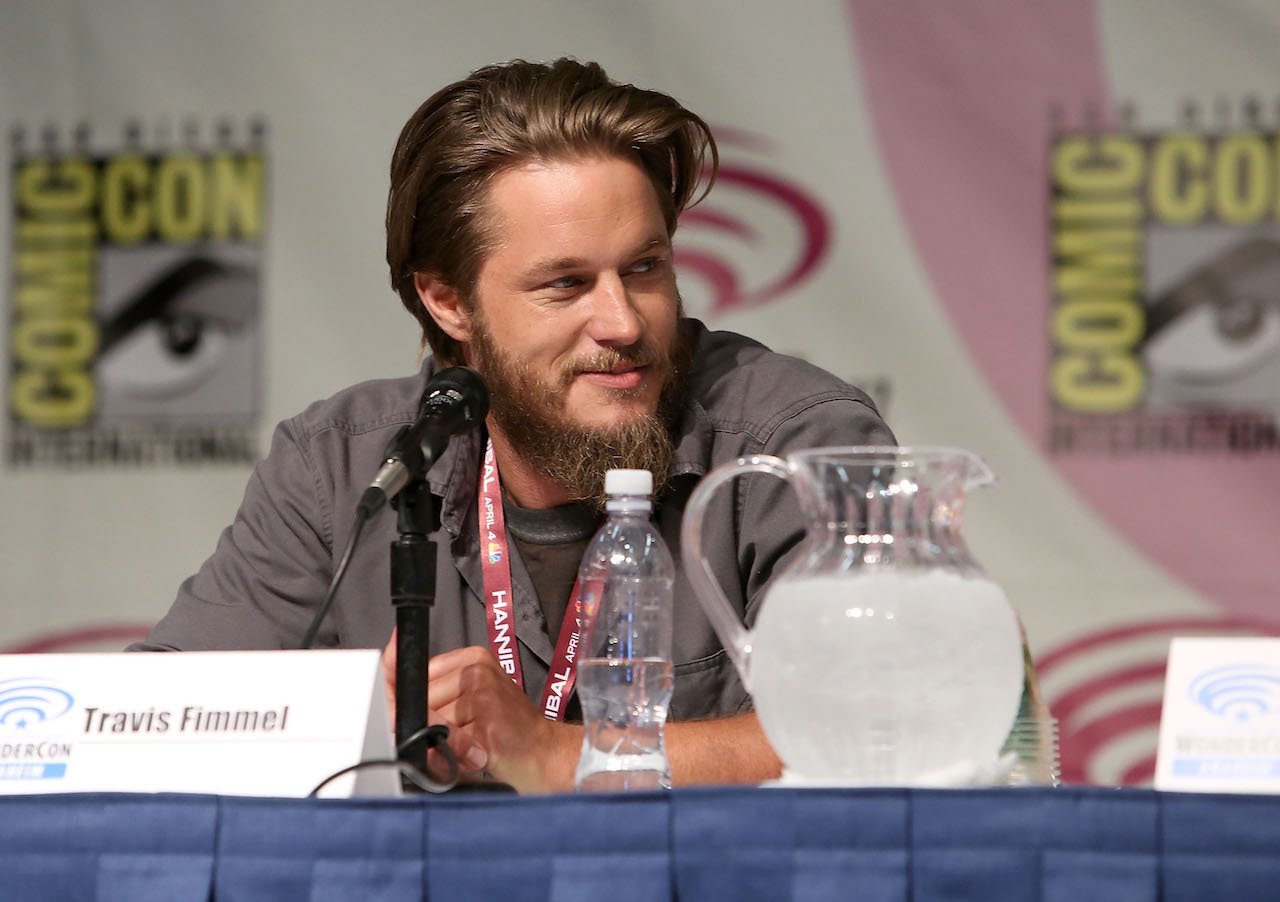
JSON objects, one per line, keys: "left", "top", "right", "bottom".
{"left": 1048, "top": 102, "right": 1280, "bottom": 455}
{"left": 7, "top": 119, "right": 266, "bottom": 468}
{"left": 0, "top": 678, "right": 74, "bottom": 730}
{"left": 675, "top": 128, "right": 832, "bottom": 316}
{"left": 1188, "top": 664, "right": 1280, "bottom": 722}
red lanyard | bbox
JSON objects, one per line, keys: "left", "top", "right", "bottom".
{"left": 478, "top": 440, "right": 590, "bottom": 721}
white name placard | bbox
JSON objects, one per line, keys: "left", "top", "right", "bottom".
{"left": 1156, "top": 637, "right": 1280, "bottom": 794}
{"left": 0, "top": 650, "right": 398, "bottom": 798}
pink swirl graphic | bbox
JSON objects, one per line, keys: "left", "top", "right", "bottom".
{"left": 1038, "top": 616, "right": 1280, "bottom": 785}
{"left": 1, "top": 623, "right": 154, "bottom": 654}
{"left": 676, "top": 132, "right": 831, "bottom": 313}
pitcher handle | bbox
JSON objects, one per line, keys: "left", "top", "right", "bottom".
{"left": 680, "top": 454, "right": 793, "bottom": 690}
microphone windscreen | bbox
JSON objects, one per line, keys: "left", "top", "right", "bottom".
{"left": 422, "top": 366, "right": 489, "bottom": 421}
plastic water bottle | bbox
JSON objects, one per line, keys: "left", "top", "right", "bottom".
{"left": 573, "top": 469, "right": 675, "bottom": 792}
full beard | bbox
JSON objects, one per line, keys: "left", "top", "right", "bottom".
{"left": 469, "top": 316, "right": 692, "bottom": 509}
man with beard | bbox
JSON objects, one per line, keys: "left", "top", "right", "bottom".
{"left": 136, "top": 59, "right": 893, "bottom": 792}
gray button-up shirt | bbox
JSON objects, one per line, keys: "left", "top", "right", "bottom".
{"left": 136, "top": 321, "right": 893, "bottom": 720}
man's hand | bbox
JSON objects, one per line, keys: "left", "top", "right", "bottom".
{"left": 381, "top": 632, "right": 487, "bottom": 783}
{"left": 381, "top": 636, "right": 781, "bottom": 791}
{"left": 427, "top": 646, "right": 581, "bottom": 794}
{"left": 381, "top": 636, "right": 579, "bottom": 793}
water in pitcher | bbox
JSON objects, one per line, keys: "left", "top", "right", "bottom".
{"left": 750, "top": 570, "right": 1023, "bottom": 784}
{"left": 574, "top": 657, "right": 674, "bottom": 791}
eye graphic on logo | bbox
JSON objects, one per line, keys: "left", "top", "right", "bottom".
{"left": 97, "top": 255, "right": 257, "bottom": 402}
{"left": 1142, "top": 236, "right": 1280, "bottom": 413}
{"left": 0, "top": 678, "right": 74, "bottom": 730}
{"left": 1188, "top": 664, "right": 1280, "bottom": 722}
{"left": 675, "top": 129, "right": 831, "bottom": 316}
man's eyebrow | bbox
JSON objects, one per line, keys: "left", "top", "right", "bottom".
{"left": 524, "top": 256, "right": 586, "bottom": 281}
{"left": 629, "top": 236, "right": 671, "bottom": 257}
{"left": 522, "top": 236, "right": 670, "bottom": 281}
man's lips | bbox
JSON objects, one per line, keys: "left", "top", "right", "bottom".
{"left": 575, "top": 363, "right": 650, "bottom": 389}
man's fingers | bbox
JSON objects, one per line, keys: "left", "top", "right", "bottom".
{"left": 427, "top": 662, "right": 494, "bottom": 711}
{"left": 430, "top": 672, "right": 515, "bottom": 774}
{"left": 427, "top": 699, "right": 461, "bottom": 731}
{"left": 420, "top": 646, "right": 529, "bottom": 780}
{"left": 382, "top": 645, "right": 506, "bottom": 778}
{"left": 427, "top": 645, "right": 497, "bottom": 680}
{"left": 450, "top": 680, "right": 504, "bottom": 731}
{"left": 430, "top": 722, "right": 488, "bottom": 772}
{"left": 428, "top": 648, "right": 510, "bottom": 710}
{"left": 430, "top": 668, "right": 500, "bottom": 728}
{"left": 430, "top": 710, "right": 489, "bottom": 773}
{"left": 425, "top": 667, "right": 468, "bottom": 710}
{"left": 408, "top": 713, "right": 489, "bottom": 778}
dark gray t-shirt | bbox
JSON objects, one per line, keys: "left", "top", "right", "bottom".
{"left": 134, "top": 321, "right": 895, "bottom": 721}
{"left": 504, "top": 499, "right": 597, "bottom": 644}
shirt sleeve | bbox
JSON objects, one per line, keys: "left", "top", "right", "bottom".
{"left": 129, "top": 416, "right": 336, "bottom": 651}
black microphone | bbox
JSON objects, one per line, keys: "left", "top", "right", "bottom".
{"left": 357, "top": 367, "right": 489, "bottom": 517}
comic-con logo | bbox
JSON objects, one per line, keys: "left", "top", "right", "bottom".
{"left": 7, "top": 120, "right": 265, "bottom": 467}
{"left": 1049, "top": 117, "right": 1280, "bottom": 454}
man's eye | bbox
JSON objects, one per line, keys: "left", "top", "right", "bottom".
{"left": 546, "top": 276, "right": 581, "bottom": 290}
{"left": 627, "top": 257, "right": 663, "bottom": 275}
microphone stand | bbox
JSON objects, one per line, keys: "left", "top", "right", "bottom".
{"left": 301, "top": 367, "right": 487, "bottom": 792}
{"left": 390, "top": 474, "right": 449, "bottom": 791}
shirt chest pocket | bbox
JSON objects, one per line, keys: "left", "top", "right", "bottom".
{"left": 670, "top": 649, "right": 750, "bottom": 721}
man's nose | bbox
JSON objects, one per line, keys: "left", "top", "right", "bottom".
{"left": 585, "top": 274, "right": 643, "bottom": 346}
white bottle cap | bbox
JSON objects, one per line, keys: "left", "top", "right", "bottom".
{"left": 605, "top": 468, "right": 652, "bottom": 498}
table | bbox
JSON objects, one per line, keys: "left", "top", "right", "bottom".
{"left": 1, "top": 786, "right": 1277, "bottom": 900}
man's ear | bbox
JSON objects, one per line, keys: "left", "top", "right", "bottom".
{"left": 414, "top": 272, "right": 472, "bottom": 343}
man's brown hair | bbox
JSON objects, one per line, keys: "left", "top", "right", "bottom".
{"left": 385, "top": 58, "right": 718, "bottom": 365}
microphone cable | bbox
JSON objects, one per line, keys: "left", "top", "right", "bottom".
{"left": 299, "top": 505, "right": 370, "bottom": 650}
{"left": 307, "top": 724, "right": 460, "bottom": 797}
{"left": 300, "top": 367, "right": 486, "bottom": 648}
{"left": 298, "top": 419, "right": 419, "bottom": 650}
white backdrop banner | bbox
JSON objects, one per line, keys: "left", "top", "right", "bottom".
{"left": 2, "top": 0, "right": 1277, "bottom": 787}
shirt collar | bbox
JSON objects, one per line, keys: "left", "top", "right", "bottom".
{"left": 667, "top": 317, "right": 715, "bottom": 480}
{"left": 428, "top": 423, "right": 484, "bottom": 537}
{"left": 668, "top": 394, "right": 714, "bottom": 480}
